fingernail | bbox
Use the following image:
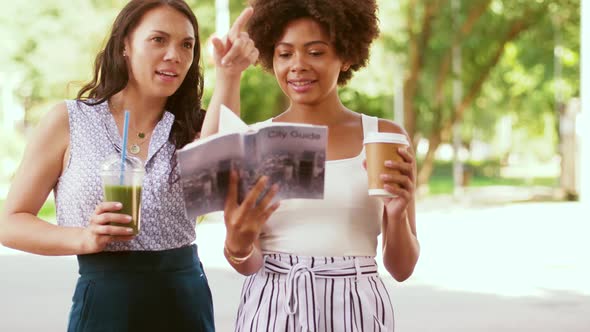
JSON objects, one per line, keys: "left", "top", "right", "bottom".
{"left": 221, "top": 59, "right": 226, "bottom": 65}
{"left": 115, "top": 203, "right": 123, "bottom": 208}
{"left": 385, "top": 160, "right": 393, "bottom": 167}
{"left": 126, "top": 216, "right": 132, "bottom": 221}
{"left": 127, "top": 228, "right": 134, "bottom": 233}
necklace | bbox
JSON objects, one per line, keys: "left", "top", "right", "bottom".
{"left": 108, "top": 103, "right": 153, "bottom": 155}
{"left": 129, "top": 131, "right": 150, "bottom": 155}
{"left": 129, "top": 143, "right": 141, "bottom": 155}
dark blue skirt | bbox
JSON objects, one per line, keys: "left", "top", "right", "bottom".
{"left": 67, "top": 244, "right": 214, "bottom": 332}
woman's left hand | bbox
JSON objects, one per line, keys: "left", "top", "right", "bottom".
{"left": 210, "top": 7, "right": 259, "bottom": 77}
{"left": 364, "top": 147, "right": 416, "bottom": 219}
{"left": 381, "top": 147, "right": 416, "bottom": 218}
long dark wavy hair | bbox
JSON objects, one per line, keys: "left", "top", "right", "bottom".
{"left": 77, "top": 0, "right": 205, "bottom": 149}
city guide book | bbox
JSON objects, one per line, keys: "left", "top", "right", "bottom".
{"left": 178, "top": 105, "right": 328, "bottom": 219}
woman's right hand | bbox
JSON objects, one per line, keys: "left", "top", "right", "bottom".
{"left": 223, "top": 171, "right": 280, "bottom": 257}
{"left": 210, "top": 7, "right": 258, "bottom": 77}
{"left": 80, "top": 202, "right": 135, "bottom": 254}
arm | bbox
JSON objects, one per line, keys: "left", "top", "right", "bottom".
{"left": 224, "top": 239, "right": 265, "bottom": 276}
{"left": 201, "top": 7, "right": 259, "bottom": 138}
{"left": 378, "top": 120, "right": 420, "bottom": 281}
{"left": 381, "top": 185, "right": 420, "bottom": 281}
{"left": 0, "top": 103, "right": 84, "bottom": 255}
{"left": 0, "top": 103, "right": 134, "bottom": 255}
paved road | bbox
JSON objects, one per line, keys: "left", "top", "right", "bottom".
{"left": 1, "top": 201, "right": 589, "bottom": 331}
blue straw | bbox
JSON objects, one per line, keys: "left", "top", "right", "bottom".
{"left": 120, "top": 110, "right": 130, "bottom": 185}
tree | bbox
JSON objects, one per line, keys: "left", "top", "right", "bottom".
{"left": 389, "top": 0, "right": 579, "bottom": 186}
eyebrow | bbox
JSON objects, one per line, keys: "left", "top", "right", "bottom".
{"left": 276, "top": 40, "right": 329, "bottom": 47}
{"left": 151, "top": 30, "right": 195, "bottom": 41}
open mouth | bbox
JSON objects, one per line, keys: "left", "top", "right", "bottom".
{"left": 288, "top": 80, "right": 317, "bottom": 93}
{"left": 289, "top": 80, "right": 316, "bottom": 86}
{"left": 156, "top": 70, "right": 178, "bottom": 78}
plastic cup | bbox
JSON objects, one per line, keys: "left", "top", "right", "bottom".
{"left": 100, "top": 153, "right": 145, "bottom": 235}
{"left": 363, "top": 132, "right": 410, "bottom": 197}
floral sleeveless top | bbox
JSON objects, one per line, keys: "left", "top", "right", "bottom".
{"left": 54, "top": 100, "right": 195, "bottom": 251}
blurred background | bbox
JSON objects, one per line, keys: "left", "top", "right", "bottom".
{"left": 1, "top": 0, "right": 589, "bottom": 331}
{"left": 0, "top": 0, "right": 583, "bottom": 201}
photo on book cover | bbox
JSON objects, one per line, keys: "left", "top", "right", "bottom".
{"left": 178, "top": 107, "right": 328, "bottom": 219}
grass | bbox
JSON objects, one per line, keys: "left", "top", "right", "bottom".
{"left": 1, "top": 159, "right": 559, "bottom": 218}
{"left": 428, "top": 175, "right": 558, "bottom": 195}
{"left": 2, "top": 175, "right": 558, "bottom": 218}
{"left": 422, "top": 159, "right": 559, "bottom": 195}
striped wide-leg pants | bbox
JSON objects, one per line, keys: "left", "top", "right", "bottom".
{"left": 234, "top": 253, "right": 395, "bottom": 332}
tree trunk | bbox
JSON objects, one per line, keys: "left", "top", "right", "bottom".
{"left": 417, "top": 131, "right": 443, "bottom": 188}
{"left": 416, "top": 9, "right": 541, "bottom": 187}
{"left": 403, "top": 0, "right": 445, "bottom": 145}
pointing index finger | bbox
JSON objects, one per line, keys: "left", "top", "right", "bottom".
{"left": 228, "top": 7, "right": 253, "bottom": 41}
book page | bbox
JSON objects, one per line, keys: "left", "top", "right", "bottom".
{"left": 218, "top": 104, "right": 249, "bottom": 134}
{"left": 178, "top": 105, "right": 328, "bottom": 219}
{"left": 178, "top": 133, "right": 244, "bottom": 219}
{"left": 240, "top": 124, "right": 328, "bottom": 201}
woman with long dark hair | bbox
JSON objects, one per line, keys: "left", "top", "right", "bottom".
{"left": 0, "top": 1, "right": 275, "bottom": 331}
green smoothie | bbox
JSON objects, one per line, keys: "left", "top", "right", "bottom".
{"left": 103, "top": 185, "right": 142, "bottom": 235}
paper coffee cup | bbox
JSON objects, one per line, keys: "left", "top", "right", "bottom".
{"left": 363, "top": 132, "right": 410, "bottom": 197}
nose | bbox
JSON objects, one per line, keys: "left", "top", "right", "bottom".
{"left": 290, "top": 53, "right": 308, "bottom": 72}
{"left": 163, "top": 45, "right": 181, "bottom": 63}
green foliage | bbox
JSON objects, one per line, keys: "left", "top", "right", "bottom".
{"left": 425, "top": 159, "right": 557, "bottom": 195}
{"left": 470, "top": 0, "right": 580, "bottom": 143}
{"left": 1, "top": 0, "right": 122, "bottom": 119}
{"left": 339, "top": 88, "right": 393, "bottom": 119}
{"left": 0, "top": 0, "right": 581, "bottom": 190}
{"left": 378, "top": 0, "right": 579, "bottom": 188}
{"left": 239, "top": 68, "right": 285, "bottom": 124}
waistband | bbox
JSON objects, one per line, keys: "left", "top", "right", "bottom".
{"left": 261, "top": 252, "right": 379, "bottom": 331}
{"left": 77, "top": 244, "right": 199, "bottom": 275}
{"left": 262, "top": 253, "right": 378, "bottom": 279}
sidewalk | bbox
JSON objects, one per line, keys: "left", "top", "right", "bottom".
{"left": 1, "top": 195, "right": 589, "bottom": 331}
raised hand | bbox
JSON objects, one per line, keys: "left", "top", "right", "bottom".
{"left": 211, "top": 7, "right": 259, "bottom": 76}
{"left": 80, "top": 202, "right": 135, "bottom": 254}
{"left": 223, "top": 171, "right": 280, "bottom": 256}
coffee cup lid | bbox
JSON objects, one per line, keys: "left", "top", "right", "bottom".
{"left": 363, "top": 132, "right": 409, "bottom": 145}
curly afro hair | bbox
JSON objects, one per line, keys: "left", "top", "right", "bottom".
{"left": 247, "top": 0, "right": 379, "bottom": 85}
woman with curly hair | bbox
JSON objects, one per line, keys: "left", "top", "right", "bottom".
{"left": 222, "top": 0, "right": 420, "bottom": 331}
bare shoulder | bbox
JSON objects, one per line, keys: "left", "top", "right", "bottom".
{"left": 3, "top": 102, "right": 70, "bottom": 215}
{"left": 28, "top": 102, "right": 70, "bottom": 157}
{"left": 42, "top": 101, "right": 69, "bottom": 129}
{"left": 377, "top": 118, "right": 409, "bottom": 138}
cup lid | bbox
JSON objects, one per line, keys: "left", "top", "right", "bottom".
{"left": 363, "top": 132, "right": 409, "bottom": 145}
{"left": 101, "top": 153, "right": 145, "bottom": 173}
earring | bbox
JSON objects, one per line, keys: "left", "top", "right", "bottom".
{"left": 342, "top": 65, "right": 350, "bottom": 72}
{"left": 123, "top": 49, "right": 128, "bottom": 57}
